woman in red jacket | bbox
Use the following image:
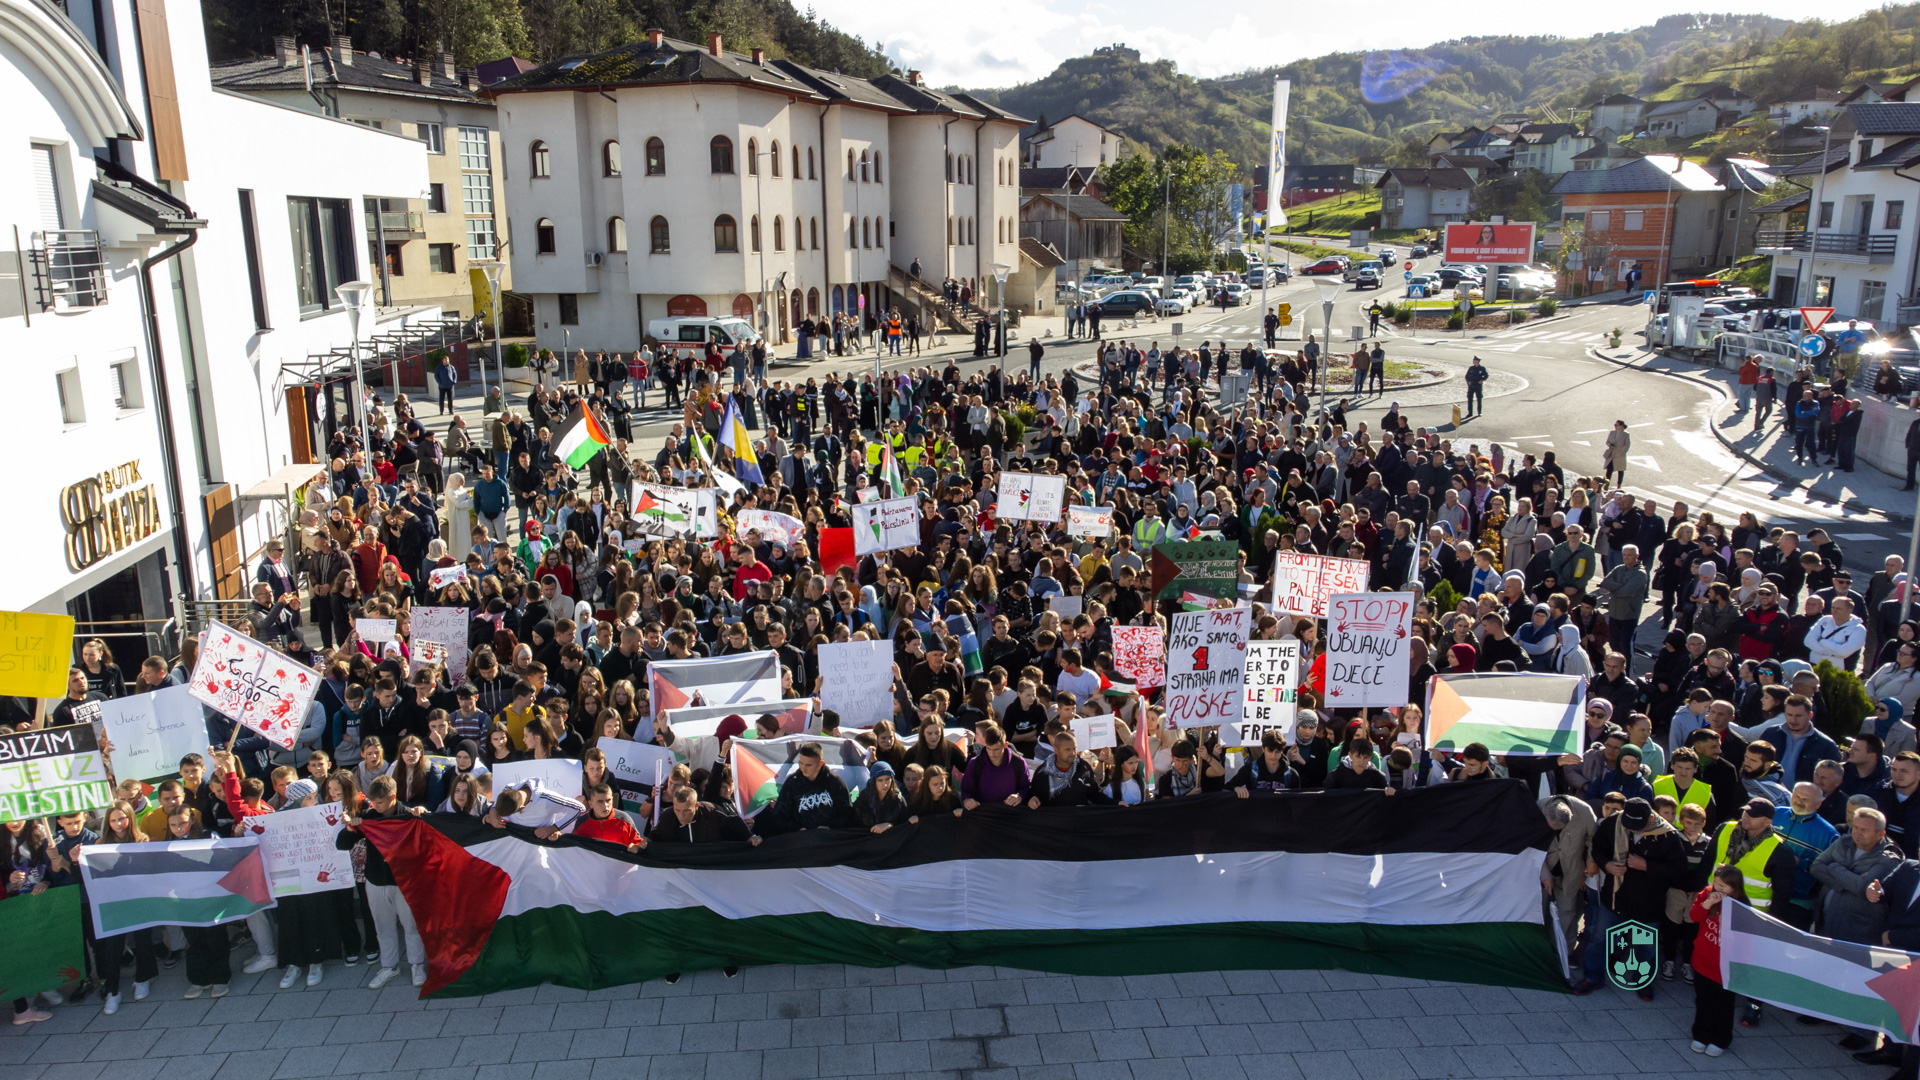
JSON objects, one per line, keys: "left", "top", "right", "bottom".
{"left": 1688, "top": 864, "right": 1749, "bottom": 1057}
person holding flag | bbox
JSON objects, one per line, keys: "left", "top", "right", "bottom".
{"left": 718, "top": 396, "right": 764, "bottom": 487}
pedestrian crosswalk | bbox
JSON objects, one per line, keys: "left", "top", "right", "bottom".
{"left": 1642, "top": 481, "right": 1887, "bottom": 539}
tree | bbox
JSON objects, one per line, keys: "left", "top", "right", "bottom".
{"left": 1103, "top": 143, "right": 1241, "bottom": 271}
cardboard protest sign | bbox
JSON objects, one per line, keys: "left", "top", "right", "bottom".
{"left": 1150, "top": 540, "right": 1240, "bottom": 601}
{"left": 100, "top": 684, "right": 207, "bottom": 782}
{"left": 0, "top": 723, "right": 112, "bottom": 822}
{"left": 427, "top": 565, "right": 468, "bottom": 590}
{"left": 1066, "top": 505, "right": 1114, "bottom": 538}
{"left": 996, "top": 472, "right": 1068, "bottom": 522}
{"left": 0, "top": 611, "right": 75, "bottom": 697}
{"left": 410, "top": 607, "right": 471, "bottom": 682}
{"left": 631, "top": 483, "right": 719, "bottom": 539}
{"left": 1050, "top": 595, "right": 1083, "bottom": 617}
{"left": 188, "top": 623, "right": 268, "bottom": 720}
{"left": 1270, "top": 552, "right": 1371, "bottom": 620}
{"left": 410, "top": 640, "right": 448, "bottom": 677}
{"left": 735, "top": 508, "right": 804, "bottom": 548}
{"left": 851, "top": 496, "right": 920, "bottom": 555}
{"left": 1112, "top": 626, "right": 1165, "bottom": 691}
{"left": 1071, "top": 716, "right": 1117, "bottom": 750}
{"left": 1163, "top": 608, "right": 1250, "bottom": 729}
{"left": 1324, "top": 592, "right": 1415, "bottom": 707}
{"left": 597, "top": 737, "right": 678, "bottom": 810}
{"left": 258, "top": 802, "right": 353, "bottom": 896}
{"left": 1225, "top": 640, "right": 1300, "bottom": 747}
{"left": 492, "top": 757, "right": 584, "bottom": 799}
{"left": 355, "top": 618, "right": 397, "bottom": 643}
{"left": 818, "top": 639, "right": 894, "bottom": 730}
{"left": 186, "top": 622, "right": 320, "bottom": 751}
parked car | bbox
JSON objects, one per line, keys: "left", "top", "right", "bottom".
{"left": 1224, "top": 282, "right": 1250, "bottom": 305}
{"left": 1435, "top": 266, "right": 1483, "bottom": 289}
{"left": 1268, "top": 263, "right": 1292, "bottom": 282}
{"left": 1092, "top": 290, "right": 1157, "bottom": 317}
{"left": 1174, "top": 274, "right": 1202, "bottom": 290}
{"left": 1155, "top": 295, "right": 1190, "bottom": 316}
{"left": 1301, "top": 257, "right": 1346, "bottom": 276}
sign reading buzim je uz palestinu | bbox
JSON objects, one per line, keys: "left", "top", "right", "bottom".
{"left": 0, "top": 723, "right": 113, "bottom": 823}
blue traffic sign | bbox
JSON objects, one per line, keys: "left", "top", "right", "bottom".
{"left": 1403, "top": 270, "right": 1412, "bottom": 281}
{"left": 1643, "top": 291, "right": 1657, "bottom": 306}
{"left": 1798, "top": 334, "right": 1826, "bottom": 358}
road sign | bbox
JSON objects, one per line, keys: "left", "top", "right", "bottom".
{"left": 1799, "top": 306, "right": 1836, "bottom": 334}
{"left": 1404, "top": 270, "right": 1413, "bottom": 281}
{"left": 1798, "top": 333, "right": 1828, "bottom": 358}
{"left": 1279, "top": 315, "right": 1292, "bottom": 326}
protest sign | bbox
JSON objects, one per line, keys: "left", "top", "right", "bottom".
{"left": 100, "top": 684, "right": 207, "bottom": 782}
{"left": 0, "top": 611, "right": 75, "bottom": 697}
{"left": 1066, "top": 505, "right": 1114, "bottom": 538}
{"left": 631, "top": 483, "right": 719, "bottom": 539}
{"left": 1225, "top": 640, "right": 1300, "bottom": 747}
{"left": 819, "top": 639, "right": 894, "bottom": 730}
{"left": 258, "top": 802, "right": 353, "bottom": 897}
{"left": 186, "top": 622, "right": 319, "bottom": 751}
{"left": 1112, "top": 626, "right": 1165, "bottom": 691}
{"left": 1150, "top": 540, "right": 1240, "bottom": 601}
{"left": 1324, "top": 592, "right": 1415, "bottom": 707}
{"left": 1049, "top": 595, "right": 1083, "bottom": 617}
{"left": 1071, "top": 716, "right": 1117, "bottom": 750}
{"left": 0, "top": 723, "right": 112, "bottom": 822}
{"left": 662, "top": 699, "right": 815, "bottom": 771}
{"left": 492, "top": 757, "right": 584, "bottom": 798}
{"left": 1270, "top": 552, "right": 1371, "bottom": 619}
{"left": 355, "top": 618, "right": 397, "bottom": 643}
{"left": 410, "top": 640, "right": 448, "bottom": 676}
{"left": 622, "top": 538, "right": 645, "bottom": 554}
{"left": 427, "top": 565, "right": 468, "bottom": 590}
{"left": 735, "top": 508, "right": 804, "bottom": 548}
{"left": 188, "top": 622, "right": 268, "bottom": 720}
{"left": 996, "top": 472, "right": 1068, "bottom": 522}
{"left": 597, "top": 737, "right": 678, "bottom": 809}
{"left": 410, "top": 607, "right": 471, "bottom": 682}
{"left": 851, "top": 496, "right": 920, "bottom": 555}
{"left": 1163, "top": 608, "right": 1250, "bottom": 729}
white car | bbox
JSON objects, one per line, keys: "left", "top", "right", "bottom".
{"left": 1223, "top": 283, "right": 1250, "bottom": 305}
{"left": 1155, "top": 295, "right": 1189, "bottom": 316}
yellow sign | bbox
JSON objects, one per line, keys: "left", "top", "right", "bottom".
{"left": 0, "top": 611, "right": 76, "bottom": 697}
{"left": 60, "top": 460, "right": 161, "bottom": 571}
{"left": 471, "top": 268, "right": 495, "bottom": 324}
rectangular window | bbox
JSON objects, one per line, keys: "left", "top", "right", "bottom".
{"left": 384, "top": 242, "right": 404, "bottom": 277}
{"left": 1622, "top": 210, "right": 1644, "bottom": 231}
{"left": 237, "top": 189, "right": 270, "bottom": 332}
{"left": 1861, "top": 280, "right": 1887, "bottom": 322}
{"left": 558, "top": 294, "right": 578, "bottom": 325}
{"left": 462, "top": 173, "right": 493, "bottom": 216}
{"left": 417, "top": 122, "right": 444, "bottom": 154}
{"left": 458, "top": 126, "right": 491, "bottom": 170}
{"left": 1814, "top": 275, "right": 1834, "bottom": 305}
{"left": 287, "top": 195, "right": 356, "bottom": 314}
{"left": 427, "top": 183, "right": 447, "bottom": 214}
{"left": 428, "top": 243, "right": 456, "bottom": 273}
{"left": 466, "top": 217, "right": 496, "bottom": 260}
{"left": 1588, "top": 210, "right": 1610, "bottom": 231}
{"left": 56, "top": 367, "right": 83, "bottom": 424}
{"left": 110, "top": 356, "right": 142, "bottom": 411}
{"left": 1819, "top": 202, "right": 1834, "bottom": 228}
{"left": 1889, "top": 201, "right": 1905, "bottom": 230}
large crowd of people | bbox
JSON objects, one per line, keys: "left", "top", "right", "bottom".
{"left": 11, "top": 334, "right": 1920, "bottom": 1078}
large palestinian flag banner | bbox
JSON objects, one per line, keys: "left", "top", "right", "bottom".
{"left": 360, "top": 783, "right": 1564, "bottom": 998}
{"left": 1425, "top": 673, "right": 1586, "bottom": 757}
{"left": 1723, "top": 899, "right": 1920, "bottom": 1042}
{"left": 629, "top": 483, "right": 719, "bottom": 539}
{"left": 647, "top": 651, "right": 784, "bottom": 719}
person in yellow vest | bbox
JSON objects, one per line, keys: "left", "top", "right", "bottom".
{"left": 1710, "top": 796, "right": 1800, "bottom": 1026}
{"left": 1134, "top": 506, "right": 1166, "bottom": 548}
{"left": 1652, "top": 747, "right": 1714, "bottom": 821}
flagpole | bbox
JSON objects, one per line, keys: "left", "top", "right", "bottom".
{"left": 1263, "top": 78, "right": 1290, "bottom": 338}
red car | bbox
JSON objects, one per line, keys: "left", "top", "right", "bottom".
{"left": 1300, "top": 258, "right": 1346, "bottom": 276}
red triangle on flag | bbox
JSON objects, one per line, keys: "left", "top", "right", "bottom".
{"left": 216, "top": 846, "right": 273, "bottom": 907}
{"left": 651, "top": 669, "right": 690, "bottom": 715}
{"left": 359, "top": 819, "right": 512, "bottom": 997}
{"left": 637, "top": 492, "right": 659, "bottom": 514}
{"left": 819, "top": 527, "right": 857, "bottom": 576}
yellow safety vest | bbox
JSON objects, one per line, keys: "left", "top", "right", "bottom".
{"left": 1652, "top": 774, "right": 1712, "bottom": 815}
{"left": 1712, "top": 822, "right": 1783, "bottom": 912}
{"left": 1134, "top": 519, "right": 1165, "bottom": 546}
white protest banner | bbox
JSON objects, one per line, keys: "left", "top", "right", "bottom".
{"left": 996, "top": 472, "right": 1068, "bottom": 522}
{"left": 1324, "top": 592, "right": 1415, "bottom": 707}
{"left": 186, "top": 622, "right": 320, "bottom": 751}
{"left": 818, "top": 639, "right": 895, "bottom": 729}
{"left": 410, "top": 607, "right": 471, "bottom": 682}
{"left": 1226, "top": 640, "right": 1300, "bottom": 747}
{"left": 491, "top": 757, "right": 584, "bottom": 798}
{"left": 1066, "top": 505, "right": 1114, "bottom": 538}
{"left": 188, "top": 622, "right": 268, "bottom": 721}
{"left": 735, "top": 509, "right": 804, "bottom": 548}
{"left": 622, "top": 538, "right": 645, "bottom": 554}
{"left": 1270, "top": 552, "right": 1371, "bottom": 620}
{"left": 857, "top": 486, "right": 880, "bottom": 504}
{"left": 355, "top": 618, "right": 397, "bottom": 643}
{"left": 257, "top": 802, "right": 353, "bottom": 897}
{"left": 427, "top": 565, "right": 468, "bottom": 590}
{"left": 1112, "top": 626, "right": 1165, "bottom": 691}
{"left": 410, "top": 640, "right": 448, "bottom": 677}
{"left": 851, "top": 496, "right": 920, "bottom": 555}
{"left": 0, "top": 723, "right": 112, "bottom": 822}
{"left": 100, "top": 685, "right": 207, "bottom": 782}
{"left": 1163, "top": 608, "right": 1250, "bottom": 729}
{"left": 1071, "top": 716, "right": 1117, "bottom": 750}
{"left": 631, "top": 482, "right": 720, "bottom": 539}
{"left": 1050, "top": 595, "right": 1083, "bottom": 618}
{"left": 597, "top": 737, "right": 678, "bottom": 809}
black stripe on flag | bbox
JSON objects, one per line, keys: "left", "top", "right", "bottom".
{"left": 82, "top": 843, "right": 253, "bottom": 879}
{"left": 425, "top": 781, "right": 1549, "bottom": 870}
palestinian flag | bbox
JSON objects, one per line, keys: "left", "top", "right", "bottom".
{"left": 646, "top": 651, "right": 784, "bottom": 719}
{"left": 1723, "top": 900, "right": 1920, "bottom": 1042}
{"left": 731, "top": 734, "right": 872, "bottom": 817}
{"left": 1149, "top": 540, "right": 1239, "bottom": 601}
{"left": 945, "top": 615, "right": 984, "bottom": 676}
{"left": 76, "top": 837, "right": 277, "bottom": 936}
{"left": 880, "top": 440, "right": 905, "bottom": 496}
{"left": 359, "top": 781, "right": 1563, "bottom": 999}
{"left": 553, "top": 403, "right": 612, "bottom": 469}
{"left": 662, "top": 699, "right": 818, "bottom": 771}
{"left": 0, "top": 886, "right": 84, "bottom": 1000}
{"left": 1424, "top": 673, "right": 1586, "bottom": 757}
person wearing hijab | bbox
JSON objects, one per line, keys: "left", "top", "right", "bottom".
{"left": 858, "top": 585, "right": 888, "bottom": 634}
{"left": 1872, "top": 697, "right": 1920, "bottom": 758}
{"left": 1558, "top": 623, "right": 1594, "bottom": 678}
{"left": 1581, "top": 698, "right": 1615, "bottom": 749}
{"left": 1447, "top": 642, "right": 1477, "bottom": 674}
{"left": 1517, "top": 604, "right": 1560, "bottom": 672}
{"left": 1867, "top": 640, "right": 1920, "bottom": 721}
{"left": 1735, "top": 567, "right": 1765, "bottom": 612}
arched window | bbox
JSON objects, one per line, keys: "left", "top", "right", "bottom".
{"left": 861, "top": 217, "right": 870, "bottom": 248}
{"left": 749, "top": 215, "right": 761, "bottom": 252}
{"left": 807, "top": 146, "right": 815, "bottom": 179}
{"left": 873, "top": 151, "right": 882, "bottom": 184}
{"left": 875, "top": 218, "right": 883, "bottom": 249}
{"left": 770, "top": 140, "right": 782, "bottom": 176}
{"left": 747, "top": 138, "right": 759, "bottom": 175}
{"left": 710, "top": 136, "right": 735, "bottom": 175}
{"left": 849, "top": 218, "right": 858, "bottom": 246}
{"left": 966, "top": 156, "right": 974, "bottom": 184}
{"left": 792, "top": 143, "right": 801, "bottom": 178}
{"left": 809, "top": 218, "right": 818, "bottom": 250}
{"left": 794, "top": 217, "right": 803, "bottom": 250}
{"left": 608, "top": 216, "right": 626, "bottom": 252}
{"left": 645, "top": 137, "right": 665, "bottom": 175}
{"left": 966, "top": 217, "right": 974, "bottom": 244}
{"left": 807, "top": 287, "right": 819, "bottom": 316}
{"left": 603, "top": 140, "right": 621, "bottom": 177}
{"left": 714, "top": 214, "right": 738, "bottom": 252}
{"left": 536, "top": 217, "right": 556, "bottom": 253}
{"left": 946, "top": 152, "right": 953, "bottom": 182}
{"left": 848, "top": 148, "right": 856, "bottom": 179}
{"left": 859, "top": 149, "right": 869, "bottom": 183}
{"left": 649, "top": 215, "right": 670, "bottom": 253}
{"left": 773, "top": 216, "right": 784, "bottom": 251}
{"left": 947, "top": 216, "right": 953, "bottom": 244}
{"left": 530, "top": 140, "right": 551, "bottom": 179}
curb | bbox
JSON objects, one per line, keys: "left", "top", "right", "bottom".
{"left": 1065, "top": 359, "right": 1463, "bottom": 396}
{"left": 1585, "top": 346, "right": 1914, "bottom": 526}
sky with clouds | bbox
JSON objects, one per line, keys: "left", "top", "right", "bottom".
{"left": 803, "top": 1, "right": 1892, "bottom": 89}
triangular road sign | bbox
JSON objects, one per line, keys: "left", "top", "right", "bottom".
{"left": 1800, "top": 306, "right": 1836, "bottom": 333}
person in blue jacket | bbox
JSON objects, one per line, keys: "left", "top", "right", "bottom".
{"left": 1792, "top": 389, "right": 1821, "bottom": 464}
{"left": 1585, "top": 743, "right": 1655, "bottom": 807}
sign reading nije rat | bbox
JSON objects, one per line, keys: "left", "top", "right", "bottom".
{"left": 1162, "top": 608, "right": 1250, "bottom": 729}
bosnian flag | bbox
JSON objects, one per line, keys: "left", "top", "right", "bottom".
{"left": 646, "top": 651, "right": 784, "bottom": 719}
{"left": 718, "top": 400, "right": 763, "bottom": 484}
{"left": 552, "top": 403, "right": 612, "bottom": 469}
{"left": 77, "top": 837, "right": 277, "bottom": 936}
{"left": 357, "top": 783, "right": 1563, "bottom": 998}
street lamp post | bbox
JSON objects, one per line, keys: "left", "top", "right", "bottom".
{"left": 1801, "top": 124, "right": 1835, "bottom": 308}
{"left": 1313, "top": 275, "right": 1341, "bottom": 419}
{"left": 335, "top": 280, "right": 374, "bottom": 449}
{"left": 993, "top": 262, "right": 1011, "bottom": 360}
{"left": 473, "top": 259, "right": 504, "bottom": 400}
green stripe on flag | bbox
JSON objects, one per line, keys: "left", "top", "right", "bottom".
{"left": 1425, "top": 722, "right": 1581, "bottom": 757}
{"left": 1727, "top": 961, "right": 1906, "bottom": 1034}
{"left": 0, "top": 886, "right": 83, "bottom": 1001}
{"left": 744, "top": 781, "right": 779, "bottom": 817}
{"left": 95, "top": 892, "right": 273, "bottom": 934}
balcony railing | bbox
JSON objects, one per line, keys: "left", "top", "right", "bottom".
{"left": 29, "top": 229, "right": 107, "bottom": 310}
{"left": 1753, "top": 229, "right": 1898, "bottom": 261}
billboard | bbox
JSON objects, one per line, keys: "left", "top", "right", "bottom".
{"left": 1443, "top": 222, "right": 1536, "bottom": 265}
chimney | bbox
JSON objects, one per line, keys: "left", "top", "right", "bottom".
{"left": 274, "top": 35, "right": 298, "bottom": 69}
{"left": 414, "top": 59, "right": 432, "bottom": 85}
{"left": 707, "top": 32, "right": 723, "bottom": 57}
{"left": 441, "top": 46, "right": 456, "bottom": 80}
{"left": 333, "top": 34, "right": 353, "bottom": 67}
{"left": 751, "top": 47, "right": 765, "bottom": 64}
{"left": 907, "top": 69, "right": 923, "bottom": 86}
{"left": 646, "top": 28, "right": 664, "bottom": 46}
{"left": 460, "top": 69, "right": 478, "bottom": 91}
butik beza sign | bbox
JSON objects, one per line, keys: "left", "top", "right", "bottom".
{"left": 60, "top": 459, "right": 161, "bottom": 570}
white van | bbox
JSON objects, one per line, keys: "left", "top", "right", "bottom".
{"left": 647, "top": 316, "right": 761, "bottom": 361}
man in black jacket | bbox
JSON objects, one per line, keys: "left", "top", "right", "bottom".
{"left": 648, "top": 785, "right": 760, "bottom": 845}
{"left": 1587, "top": 651, "right": 1643, "bottom": 720}
{"left": 1028, "top": 729, "right": 1110, "bottom": 808}
{"left": 764, "top": 743, "right": 852, "bottom": 833}
{"left": 1688, "top": 727, "right": 1750, "bottom": 831}
{"left": 1576, "top": 796, "right": 1684, "bottom": 998}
